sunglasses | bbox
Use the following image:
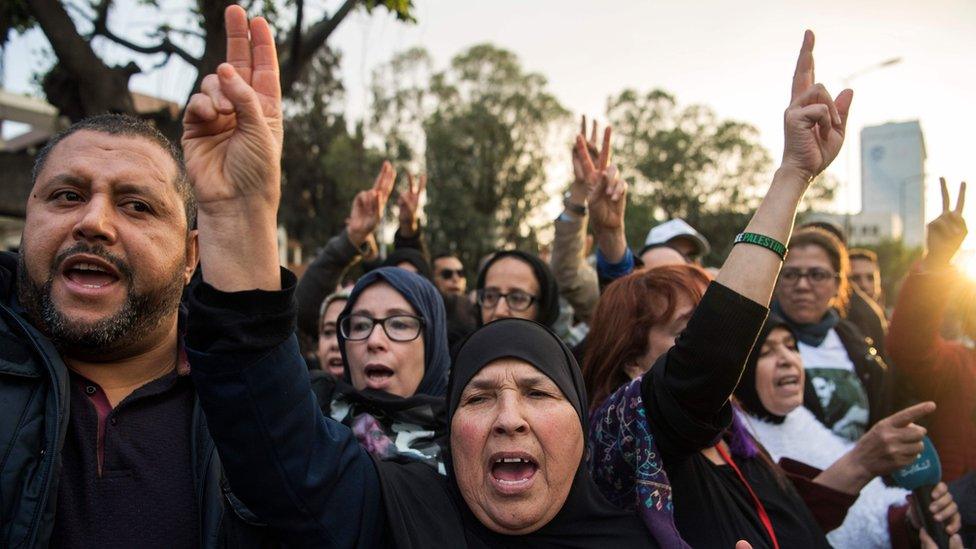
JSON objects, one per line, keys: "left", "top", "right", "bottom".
{"left": 438, "top": 268, "right": 465, "bottom": 280}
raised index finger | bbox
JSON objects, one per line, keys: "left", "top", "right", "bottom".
{"left": 941, "top": 177, "right": 951, "bottom": 213}
{"left": 224, "top": 5, "right": 253, "bottom": 84}
{"left": 955, "top": 181, "right": 966, "bottom": 215}
{"left": 791, "top": 30, "right": 815, "bottom": 102}
{"left": 248, "top": 16, "right": 280, "bottom": 101}
{"left": 887, "top": 401, "right": 936, "bottom": 427}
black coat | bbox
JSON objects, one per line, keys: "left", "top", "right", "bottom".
{"left": 0, "top": 251, "right": 273, "bottom": 548}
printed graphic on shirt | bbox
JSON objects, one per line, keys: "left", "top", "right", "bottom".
{"left": 806, "top": 367, "right": 869, "bottom": 442}
{"left": 331, "top": 398, "right": 447, "bottom": 474}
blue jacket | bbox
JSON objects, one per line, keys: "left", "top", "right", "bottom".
{"left": 0, "top": 252, "right": 271, "bottom": 548}
{"left": 186, "top": 269, "right": 387, "bottom": 548}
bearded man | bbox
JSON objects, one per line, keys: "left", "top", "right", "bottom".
{"left": 0, "top": 11, "right": 276, "bottom": 545}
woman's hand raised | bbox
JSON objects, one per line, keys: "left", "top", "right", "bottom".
{"left": 347, "top": 161, "right": 396, "bottom": 247}
{"left": 780, "top": 30, "right": 854, "bottom": 184}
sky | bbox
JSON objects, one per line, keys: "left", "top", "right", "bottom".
{"left": 5, "top": 0, "right": 976, "bottom": 246}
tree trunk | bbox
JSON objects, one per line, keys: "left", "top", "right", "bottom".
{"left": 28, "top": 0, "right": 136, "bottom": 120}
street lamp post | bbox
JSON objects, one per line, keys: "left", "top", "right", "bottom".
{"left": 841, "top": 56, "right": 903, "bottom": 222}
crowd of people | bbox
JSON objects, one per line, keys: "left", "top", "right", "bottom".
{"left": 2, "top": 4, "right": 975, "bottom": 548}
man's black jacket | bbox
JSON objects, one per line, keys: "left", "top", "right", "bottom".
{"left": 0, "top": 251, "right": 273, "bottom": 548}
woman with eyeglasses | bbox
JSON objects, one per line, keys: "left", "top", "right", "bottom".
{"left": 309, "top": 266, "right": 451, "bottom": 472}
{"left": 771, "top": 227, "right": 893, "bottom": 443}
{"left": 475, "top": 250, "right": 561, "bottom": 329}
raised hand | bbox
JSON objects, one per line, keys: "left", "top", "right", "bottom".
{"left": 574, "top": 127, "right": 628, "bottom": 263}
{"left": 924, "top": 177, "right": 967, "bottom": 268}
{"left": 574, "top": 127, "right": 623, "bottom": 232}
{"left": 397, "top": 172, "right": 427, "bottom": 237}
{"left": 781, "top": 30, "right": 854, "bottom": 183}
{"left": 182, "top": 5, "right": 283, "bottom": 291}
{"left": 572, "top": 115, "right": 603, "bottom": 186}
{"left": 183, "top": 5, "right": 282, "bottom": 213}
{"left": 347, "top": 161, "right": 396, "bottom": 247}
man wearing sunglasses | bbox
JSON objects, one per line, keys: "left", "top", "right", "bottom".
{"left": 432, "top": 253, "right": 467, "bottom": 297}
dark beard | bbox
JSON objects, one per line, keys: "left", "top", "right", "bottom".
{"left": 16, "top": 242, "right": 186, "bottom": 358}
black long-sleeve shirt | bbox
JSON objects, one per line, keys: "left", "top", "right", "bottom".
{"left": 641, "top": 283, "right": 833, "bottom": 548}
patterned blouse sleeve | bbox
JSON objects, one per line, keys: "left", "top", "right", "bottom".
{"left": 588, "top": 377, "right": 689, "bottom": 549}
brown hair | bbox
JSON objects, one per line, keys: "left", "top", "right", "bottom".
{"left": 848, "top": 248, "right": 878, "bottom": 264}
{"left": 582, "top": 264, "right": 712, "bottom": 408}
{"left": 787, "top": 227, "right": 851, "bottom": 315}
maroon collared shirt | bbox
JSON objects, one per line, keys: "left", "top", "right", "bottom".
{"left": 50, "top": 367, "right": 198, "bottom": 549}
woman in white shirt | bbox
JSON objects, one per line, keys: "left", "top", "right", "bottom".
{"left": 772, "top": 227, "right": 892, "bottom": 442}
{"left": 735, "top": 315, "right": 960, "bottom": 548}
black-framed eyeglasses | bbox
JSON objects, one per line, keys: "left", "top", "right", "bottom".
{"left": 339, "top": 314, "right": 425, "bottom": 342}
{"left": 780, "top": 267, "right": 840, "bottom": 285}
{"left": 438, "top": 268, "right": 465, "bottom": 280}
{"left": 477, "top": 288, "right": 537, "bottom": 312}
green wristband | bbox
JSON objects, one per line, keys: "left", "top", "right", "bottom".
{"left": 734, "top": 232, "right": 787, "bottom": 260}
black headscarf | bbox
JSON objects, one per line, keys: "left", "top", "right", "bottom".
{"left": 734, "top": 314, "right": 797, "bottom": 425}
{"left": 383, "top": 248, "right": 433, "bottom": 281}
{"left": 475, "top": 250, "right": 560, "bottom": 329}
{"left": 374, "top": 318, "right": 656, "bottom": 548}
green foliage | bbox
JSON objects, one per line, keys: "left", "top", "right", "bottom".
{"left": 280, "top": 48, "right": 383, "bottom": 252}
{"left": 371, "top": 44, "right": 569, "bottom": 272}
{"left": 363, "top": 0, "right": 416, "bottom": 22}
{"left": 606, "top": 89, "right": 772, "bottom": 265}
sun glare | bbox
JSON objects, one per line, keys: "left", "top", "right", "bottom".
{"left": 954, "top": 249, "right": 976, "bottom": 281}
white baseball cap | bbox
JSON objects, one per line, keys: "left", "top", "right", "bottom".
{"left": 642, "top": 218, "right": 710, "bottom": 258}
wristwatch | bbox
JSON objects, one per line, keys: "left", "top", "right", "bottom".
{"left": 563, "top": 193, "right": 586, "bottom": 216}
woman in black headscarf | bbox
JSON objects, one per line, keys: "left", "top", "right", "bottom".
{"left": 191, "top": 303, "right": 659, "bottom": 546}
{"left": 734, "top": 317, "right": 957, "bottom": 549}
{"left": 376, "top": 318, "right": 655, "bottom": 548}
{"left": 310, "top": 266, "right": 449, "bottom": 470}
{"left": 475, "top": 250, "right": 560, "bottom": 328}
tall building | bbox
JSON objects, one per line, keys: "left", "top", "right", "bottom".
{"left": 859, "top": 121, "right": 926, "bottom": 247}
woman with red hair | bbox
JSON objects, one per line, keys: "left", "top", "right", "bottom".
{"left": 583, "top": 265, "right": 712, "bottom": 409}
{"left": 585, "top": 260, "right": 858, "bottom": 548}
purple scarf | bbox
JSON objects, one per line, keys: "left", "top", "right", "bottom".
{"left": 588, "top": 375, "right": 758, "bottom": 548}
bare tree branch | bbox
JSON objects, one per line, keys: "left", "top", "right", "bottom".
{"left": 278, "top": 0, "right": 358, "bottom": 93}
{"left": 95, "top": 26, "right": 201, "bottom": 67}
{"left": 86, "top": 0, "right": 200, "bottom": 68}
{"left": 158, "top": 25, "right": 206, "bottom": 40}
{"left": 27, "top": 0, "right": 136, "bottom": 117}
{"left": 93, "top": 0, "right": 111, "bottom": 29}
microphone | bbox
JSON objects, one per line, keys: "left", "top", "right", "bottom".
{"left": 891, "top": 436, "right": 949, "bottom": 548}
